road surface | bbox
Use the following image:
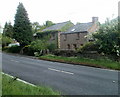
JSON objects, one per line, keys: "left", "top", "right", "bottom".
{"left": 2, "top": 53, "right": 119, "bottom": 95}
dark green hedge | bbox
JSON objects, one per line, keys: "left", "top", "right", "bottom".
{"left": 53, "top": 49, "right": 77, "bottom": 57}
{"left": 77, "top": 42, "right": 100, "bottom": 53}
{"left": 7, "top": 46, "right": 22, "bottom": 53}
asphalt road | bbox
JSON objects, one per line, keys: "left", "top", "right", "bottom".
{"left": 2, "top": 53, "right": 119, "bottom": 95}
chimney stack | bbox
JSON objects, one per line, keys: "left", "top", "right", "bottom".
{"left": 92, "top": 17, "right": 98, "bottom": 23}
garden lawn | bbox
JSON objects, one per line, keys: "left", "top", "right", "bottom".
{"left": 40, "top": 54, "right": 120, "bottom": 70}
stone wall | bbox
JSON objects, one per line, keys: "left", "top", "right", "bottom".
{"left": 60, "top": 32, "right": 88, "bottom": 50}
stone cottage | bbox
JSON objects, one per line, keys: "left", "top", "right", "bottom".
{"left": 35, "top": 21, "right": 74, "bottom": 49}
{"left": 60, "top": 17, "right": 99, "bottom": 50}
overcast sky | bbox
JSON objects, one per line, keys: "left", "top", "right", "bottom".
{"left": 0, "top": 0, "right": 119, "bottom": 27}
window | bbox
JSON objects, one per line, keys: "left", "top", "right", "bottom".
{"left": 73, "top": 44, "right": 77, "bottom": 49}
{"left": 76, "top": 33, "right": 80, "bottom": 40}
{"left": 51, "top": 33, "right": 55, "bottom": 40}
{"left": 67, "top": 44, "right": 70, "bottom": 49}
{"left": 71, "top": 29, "right": 75, "bottom": 31}
{"left": 64, "top": 34, "right": 67, "bottom": 41}
{"left": 81, "top": 44, "right": 83, "bottom": 46}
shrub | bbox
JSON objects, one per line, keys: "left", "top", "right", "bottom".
{"left": 2, "top": 46, "right": 9, "bottom": 51}
{"left": 93, "top": 17, "right": 120, "bottom": 57}
{"left": 22, "top": 45, "right": 35, "bottom": 56}
{"left": 23, "top": 40, "right": 48, "bottom": 56}
{"left": 30, "top": 40, "right": 48, "bottom": 51}
{"left": 7, "top": 45, "right": 22, "bottom": 53}
{"left": 77, "top": 42, "right": 100, "bottom": 53}
{"left": 2, "top": 36, "right": 13, "bottom": 47}
{"left": 53, "top": 49, "right": 77, "bottom": 57}
{"left": 47, "top": 43, "right": 57, "bottom": 52}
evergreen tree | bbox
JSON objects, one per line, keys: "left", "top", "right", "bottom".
{"left": 3, "top": 22, "right": 8, "bottom": 35}
{"left": 13, "top": 3, "right": 33, "bottom": 46}
{"left": 0, "top": 24, "right": 2, "bottom": 33}
{"left": 3, "top": 22, "right": 13, "bottom": 38}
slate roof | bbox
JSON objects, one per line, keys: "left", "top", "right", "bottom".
{"left": 63, "top": 22, "right": 94, "bottom": 34}
{"left": 42, "top": 21, "right": 71, "bottom": 31}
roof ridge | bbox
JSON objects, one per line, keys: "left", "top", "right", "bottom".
{"left": 55, "top": 21, "right": 70, "bottom": 24}
{"left": 77, "top": 22, "right": 93, "bottom": 24}
{"left": 42, "top": 21, "right": 72, "bottom": 31}
{"left": 64, "top": 22, "right": 94, "bottom": 33}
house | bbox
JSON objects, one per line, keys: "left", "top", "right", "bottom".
{"left": 35, "top": 21, "right": 74, "bottom": 49}
{"left": 60, "top": 17, "right": 99, "bottom": 50}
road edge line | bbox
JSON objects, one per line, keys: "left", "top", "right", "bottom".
{"left": 2, "top": 72, "right": 36, "bottom": 87}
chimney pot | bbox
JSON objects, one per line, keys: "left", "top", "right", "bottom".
{"left": 92, "top": 17, "right": 98, "bottom": 23}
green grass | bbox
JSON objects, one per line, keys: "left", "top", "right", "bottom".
{"left": 40, "top": 54, "right": 120, "bottom": 70}
{"left": 2, "top": 73, "right": 61, "bottom": 96}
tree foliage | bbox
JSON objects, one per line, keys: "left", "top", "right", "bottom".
{"left": 13, "top": 3, "right": 33, "bottom": 46}
{"left": 30, "top": 39, "right": 48, "bottom": 51}
{"left": 93, "top": 17, "right": 120, "bottom": 57}
{"left": 31, "top": 22, "right": 41, "bottom": 34}
{"left": 3, "top": 22, "right": 13, "bottom": 38}
{"left": 47, "top": 43, "right": 57, "bottom": 52}
{"left": 2, "top": 36, "right": 13, "bottom": 47}
{"left": 45, "top": 20, "right": 55, "bottom": 27}
{"left": 78, "top": 42, "right": 100, "bottom": 53}
{"left": 32, "top": 21, "right": 55, "bottom": 33}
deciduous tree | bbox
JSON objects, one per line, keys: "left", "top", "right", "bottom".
{"left": 45, "top": 20, "right": 55, "bottom": 27}
{"left": 93, "top": 17, "right": 120, "bottom": 57}
{"left": 31, "top": 22, "right": 41, "bottom": 34}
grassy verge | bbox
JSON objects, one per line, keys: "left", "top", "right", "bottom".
{"left": 2, "top": 73, "right": 61, "bottom": 96}
{"left": 40, "top": 54, "right": 120, "bottom": 70}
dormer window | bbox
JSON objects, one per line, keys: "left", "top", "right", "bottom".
{"left": 71, "top": 29, "right": 75, "bottom": 31}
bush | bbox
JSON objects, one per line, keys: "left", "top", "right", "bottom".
{"left": 22, "top": 45, "right": 35, "bottom": 56}
{"left": 2, "top": 46, "right": 9, "bottom": 51}
{"left": 30, "top": 40, "right": 48, "bottom": 51}
{"left": 47, "top": 43, "right": 57, "bottom": 52}
{"left": 23, "top": 40, "right": 48, "bottom": 56}
{"left": 2, "top": 36, "right": 13, "bottom": 47}
{"left": 93, "top": 17, "right": 120, "bottom": 57}
{"left": 7, "top": 45, "right": 22, "bottom": 53}
{"left": 53, "top": 49, "right": 77, "bottom": 57}
{"left": 77, "top": 42, "right": 100, "bottom": 53}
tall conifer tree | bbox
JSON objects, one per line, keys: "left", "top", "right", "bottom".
{"left": 3, "top": 22, "right": 13, "bottom": 38}
{"left": 13, "top": 3, "right": 32, "bottom": 46}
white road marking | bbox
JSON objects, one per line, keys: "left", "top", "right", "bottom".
{"left": 17, "top": 79, "right": 36, "bottom": 87}
{"left": 11, "top": 60, "right": 19, "bottom": 63}
{"left": 2, "top": 72, "right": 36, "bottom": 87}
{"left": 48, "top": 68, "right": 74, "bottom": 75}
